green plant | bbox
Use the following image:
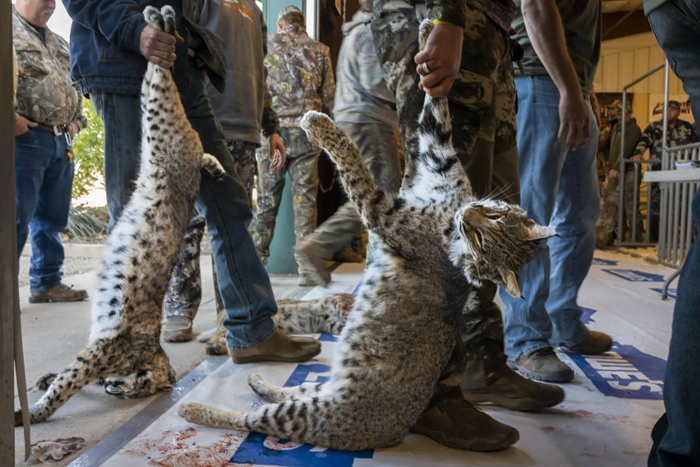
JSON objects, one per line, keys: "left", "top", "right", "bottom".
{"left": 71, "top": 99, "right": 105, "bottom": 199}
{"left": 65, "top": 205, "right": 109, "bottom": 242}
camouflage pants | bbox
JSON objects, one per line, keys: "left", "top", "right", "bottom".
{"left": 251, "top": 127, "right": 321, "bottom": 267}
{"left": 301, "top": 122, "right": 402, "bottom": 260}
{"left": 622, "top": 169, "right": 645, "bottom": 241}
{"left": 372, "top": 4, "right": 519, "bottom": 389}
{"left": 164, "top": 140, "right": 258, "bottom": 320}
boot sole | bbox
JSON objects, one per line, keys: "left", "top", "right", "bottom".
{"left": 412, "top": 426, "right": 519, "bottom": 452}
{"left": 232, "top": 346, "right": 322, "bottom": 364}
{"left": 508, "top": 361, "right": 574, "bottom": 383}
{"left": 29, "top": 296, "right": 88, "bottom": 303}
{"left": 464, "top": 391, "right": 565, "bottom": 411}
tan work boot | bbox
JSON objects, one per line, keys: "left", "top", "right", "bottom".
{"left": 509, "top": 347, "right": 574, "bottom": 383}
{"left": 564, "top": 331, "right": 613, "bottom": 355}
{"left": 29, "top": 283, "right": 88, "bottom": 303}
{"left": 463, "top": 366, "right": 565, "bottom": 411}
{"left": 163, "top": 316, "right": 195, "bottom": 343}
{"left": 228, "top": 331, "right": 321, "bottom": 364}
{"left": 411, "top": 386, "right": 519, "bottom": 452}
{"left": 295, "top": 242, "right": 331, "bottom": 287}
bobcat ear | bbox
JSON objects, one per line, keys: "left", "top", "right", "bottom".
{"left": 500, "top": 269, "right": 521, "bottom": 298}
{"left": 528, "top": 224, "right": 556, "bottom": 241}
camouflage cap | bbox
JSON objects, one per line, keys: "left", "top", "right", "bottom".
{"left": 277, "top": 6, "right": 305, "bottom": 24}
{"left": 615, "top": 101, "right": 632, "bottom": 114}
{"left": 668, "top": 100, "right": 681, "bottom": 110}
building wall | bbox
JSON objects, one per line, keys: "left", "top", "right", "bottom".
{"left": 594, "top": 32, "right": 694, "bottom": 131}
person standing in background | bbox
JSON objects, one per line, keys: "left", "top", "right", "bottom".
{"left": 251, "top": 6, "right": 335, "bottom": 286}
{"left": 500, "top": 0, "right": 613, "bottom": 383}
{"left": 161, "top": 0, "right": 287, "bottom": 343}
{"left": 296, "top": 0, "right": 402, "bottom": 285}
{"left": 632, "top": 100, "right": 698, "bottom": 242}
{"left": 13, "top": 0, "right": 88, "bottom": 304}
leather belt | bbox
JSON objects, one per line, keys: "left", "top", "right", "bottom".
{"left": 36, "top": 123, "right": 67, "bottom": 135}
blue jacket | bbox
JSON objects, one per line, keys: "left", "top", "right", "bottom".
{"left": 64, "top": 0, "right": 226, "bottom": 96}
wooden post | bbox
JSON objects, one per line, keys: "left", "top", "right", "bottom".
{"left": 1, "top": 0, "right": 24, "bottom": 464}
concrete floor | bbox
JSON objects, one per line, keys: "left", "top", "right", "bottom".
{"left": 13, "top": 249, "right": 301, "bottom": 466}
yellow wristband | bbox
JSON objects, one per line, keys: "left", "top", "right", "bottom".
{"left": 432, "top": 19, "right": 453, "bottom": 26}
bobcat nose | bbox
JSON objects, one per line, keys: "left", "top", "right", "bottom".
{"left": 461, "top": 207, "right": 483, "bottom": 229}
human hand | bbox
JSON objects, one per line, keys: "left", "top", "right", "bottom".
{"left": 269, "top": 133, "right": 286, "bottom": 170}
{"left": 558, "top": 90, "right": 591, "bottom": 149}
{"left": 14, "top": 116, "right": 38, "bottom": 136}
{"left": 67, "top": 123, "right": 79, "bottom": 138}
{"left": 631, "top": 155, "right": 642, "bottom": 164}
{"left": 139, "top": 25, "right": 183, "bottom": 68}
{"left": 414, "top": 24, "right": 463, "bottom": 98}
{"left": 608, "top": 169, "right": 619, "bottom": 180}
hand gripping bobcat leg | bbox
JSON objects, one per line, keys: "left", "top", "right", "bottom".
{"left": 14, "top": 6, "right": 225, "bottom": 426}
{"left": 179, "top": 20, "right": 555, "bottom": 450}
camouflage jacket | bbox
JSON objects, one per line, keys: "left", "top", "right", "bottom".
{"left": 265, "top": 24, "right": 335, "bottom": 128}
{"left": 12, "top": 8, "right": 86, "bottom": 129}
{"left": 633, "top": 119, "right": 699, "bottom": 162}
{"left": 373, "top": 0, "right": 516, "bottom": 36}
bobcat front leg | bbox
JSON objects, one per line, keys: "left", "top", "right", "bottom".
{"left": 301, "top": 112, "right": 402, "bottom": 235}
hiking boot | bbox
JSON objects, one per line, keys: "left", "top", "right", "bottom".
{"left": 463, "top": 366, "right": 565, "bottom": 411}
{"left": 295, "top": 242, "right": 331, "bottom": 287}
{"left": 29, "top": 283, "right": 88, "bottom": 303}
{"left": 228, "top": 331, "right": 321, "bottom": 364}
{"left": 411, "top": 386, "right": 519, "bottom": 452}
{"left": 564, "top": 331, "right": 613, "bottom": 355}
{"left": 509, "top": 347, "right": 574, "bottom": 383}
{"left": 163, "top": 316, "right": 195, "bottom": 343}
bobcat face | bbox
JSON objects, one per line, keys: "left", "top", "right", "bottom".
{"left": 452, "top": 199, "right": 556, "bottom": 297}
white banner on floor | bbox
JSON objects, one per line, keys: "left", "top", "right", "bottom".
{"left": 100, "top": 253, "right": 671, "bottom": 467}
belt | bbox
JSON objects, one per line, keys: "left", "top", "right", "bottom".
{"left": 36, "top": 123, "right": 67, "bottom": 135}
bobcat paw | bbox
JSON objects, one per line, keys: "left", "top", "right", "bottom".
{"left": 300, "top": 111, "right": 338, "bottom": 147}
{"left": 34, "top": 372, "right": 58, "bottom": 391}
{"left": 144, "top": 5, "right": 175, "bottom": 34}
{"left": 202, "top": 154, "right": 226, "bottom": 181}
{"left": 418, "top": 19, "right": 434, "bottom": 51}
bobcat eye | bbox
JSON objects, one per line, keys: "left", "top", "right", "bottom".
{"left": 471, "top": 230, "right": 483, "bottom": 249}
{"left": 486, "top": 212, "right": 503, "bottom": 219}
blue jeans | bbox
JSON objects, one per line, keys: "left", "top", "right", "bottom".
{"left": 15, "top": 128, "right": 74, "bottom": 293}
{"left": 91, "top": 65, "right": 277, "bottom": 350}
{"left": 500, "top": 76, "right": 600, "bottom": 359}
{"left": 647, "top": 1, "right": 700, "bottom": 465}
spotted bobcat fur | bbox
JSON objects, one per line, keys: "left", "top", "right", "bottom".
{"left": 14, "top": 6, "right": 226, "bottom": 425}
{"left": 178, "top": 20, "right": 555, "bottom": 452}
{"left": 205, "top": 294, "right": 356, "bottom": 355}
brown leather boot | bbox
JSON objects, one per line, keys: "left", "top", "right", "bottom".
{"left": 463, "top": 366, "right": 565, "bottom": 411}
{"left": 295, "top": 242, "right": 331, "bottom": 287}
{"left": 411, "top": 386, "right": 519, "bottom": 452}
{"left": 29, "top": 283, "right": 88, "bottom": 303}
{"left": 564, "top": 331, "right": 613, "bottom": 355}
{"left": 228, "top": 331, "right": 321, "bottom": 364}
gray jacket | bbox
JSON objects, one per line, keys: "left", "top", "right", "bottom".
{"left": 333, "top": 10, "right": 397, "bottom": 128}
{"left": 196, "top": 0, "right": 279, "bottom": 144}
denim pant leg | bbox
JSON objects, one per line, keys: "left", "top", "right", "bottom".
{"left": 648, "top": 2, "right": 700, "bottom": 465}
{"left": 182, "top": 67, "right": 277, "bottom": 349}
{"left": 16, "top": 129, "right": 73, "bottom": 292}
{"left": 500, "top": 76, "right": 569, "bottom": 359}
{"left": 90, "top": 93, "right": 142, "bottom": 232}
{"left": 547, "top": 110, "right": 599, "bottom": 347}
{"left": 15, "top": 129, "right": 47, "bottom": 259}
